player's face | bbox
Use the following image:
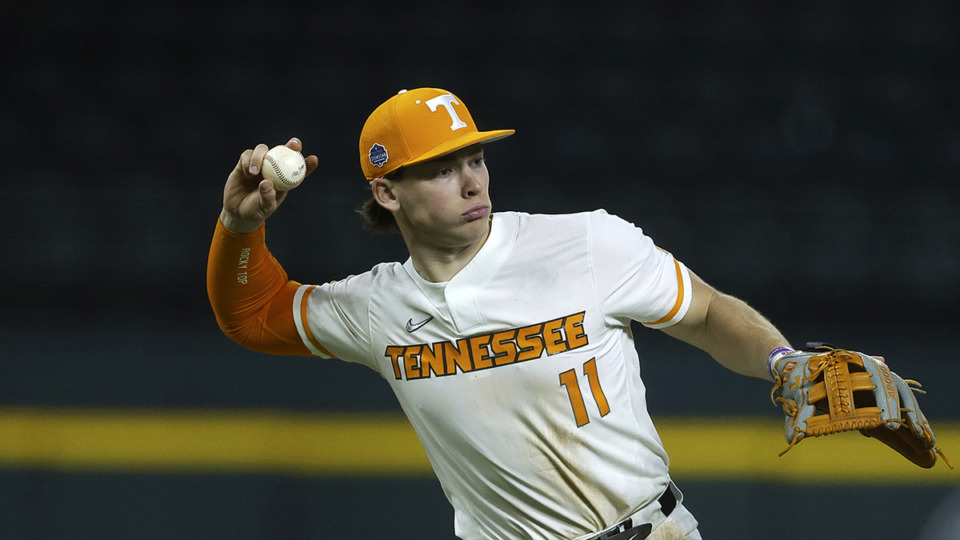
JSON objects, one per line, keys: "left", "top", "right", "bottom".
{"left": 390, "top": 145, "right": 492, "bottom": 250}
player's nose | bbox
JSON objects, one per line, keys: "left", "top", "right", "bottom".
{"left": 460, "top": 166, "right": 482, "bottom": 197}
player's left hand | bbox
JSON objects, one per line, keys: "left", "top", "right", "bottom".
{"left": 771, "top": 345, "right": 952, "bottom": 469}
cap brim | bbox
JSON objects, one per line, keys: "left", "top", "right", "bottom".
{"left": 403, "top": 129, "right": 515, "bottom": 168}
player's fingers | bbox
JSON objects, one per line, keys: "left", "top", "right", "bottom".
{"left": 235, "top": 148, "right": 255, "bottom": 177}
{"left": 257, "top": 179, "right": 277, "bottom": 213}
{"left": 285, "top": 137, "right": 319, "bottom": 177}
{"left": 274, "top": 184, "right": 288, "bottom": 206}
{"left": 248, "top": 143, "right": 270, "bottom": 176}
{"left": 304, "top": 154, "right": 319, "bottom": 176}
{"left": 285, "top": 137, "right": 302, "bottom": 152}
{"left": 871, "top": 355, "right": 886, "bottom": 364}
{"left": 257, "top": 179, "right": 288, "bottom": 215}
{"left": 225, "top": 149, "right": 261, "bottom": 208}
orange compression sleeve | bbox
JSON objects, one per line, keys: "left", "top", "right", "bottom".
{"left": 206, "top": 218, "right": 312, "bottom": 356}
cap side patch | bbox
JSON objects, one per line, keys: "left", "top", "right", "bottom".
{"left": 369, "top": 143, "right": 389, "bottom": 168}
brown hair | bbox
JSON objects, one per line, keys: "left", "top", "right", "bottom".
{"left": 356, "top": 168, "right": 402, "bottom": 233}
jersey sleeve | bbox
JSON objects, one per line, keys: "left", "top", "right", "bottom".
{"left": 207, "top": 217, "right": 379, "bottom": 369}
{"left": 206, "top": 218, "right": 311, "bottom": 356}
{"left": 293, "top": 271, "right": 378, "bottom": 370}
{"left": 588, "top": 210, "right": 692, "bottom": 329}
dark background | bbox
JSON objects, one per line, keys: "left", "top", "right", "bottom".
{"left": 1, "top": 1, "right": 958, "bottom": 539}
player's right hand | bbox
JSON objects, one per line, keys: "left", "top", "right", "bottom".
{"left": 220, "top": 137, "right": 318, "bottom": 233}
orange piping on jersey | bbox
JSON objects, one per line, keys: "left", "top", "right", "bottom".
{"left": 298, "top": 285, "right": 337, "bottom": 358}
{"left": 643, "top": 258, "right": 685, "bottom": 327}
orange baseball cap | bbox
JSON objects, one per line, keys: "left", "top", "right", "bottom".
{"left": 359, "top": 88, "right": 515, "bottom": 180}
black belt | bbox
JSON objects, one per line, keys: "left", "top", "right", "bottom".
{"left": 589, "top": 486, "right": 677, "bottom": 540}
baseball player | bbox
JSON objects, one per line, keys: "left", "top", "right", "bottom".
{"left": 207, "top": 88, "right": 795, "bottom": 539}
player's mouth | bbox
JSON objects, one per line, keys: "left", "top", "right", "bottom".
{"left": 462, "top": 205, "right": 490, "bottom": 221}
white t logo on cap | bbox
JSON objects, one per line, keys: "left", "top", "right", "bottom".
{"left": 425, "top": 94, "right": 468, "bottom": 131}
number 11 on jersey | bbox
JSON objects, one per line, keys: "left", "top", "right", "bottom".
{"left": 559, "top": 358, "right": 610, "bottom": 427}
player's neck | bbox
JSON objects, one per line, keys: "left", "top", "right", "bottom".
{"left": 404, "top": 224, "right": 491, "bottom": 283}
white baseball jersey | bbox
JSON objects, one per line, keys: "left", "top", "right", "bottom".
{"left": 293, "top": 210, "right": 692, "bottom": 540}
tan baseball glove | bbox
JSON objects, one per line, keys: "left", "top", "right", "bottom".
{"left": 770, "top": 345, "right": 952, "bottom": 469}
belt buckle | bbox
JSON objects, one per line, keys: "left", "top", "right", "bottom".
{"left": 594, "top": 483, "right": 679, "bottom": 540}
{"left": 600, "top": 522, "right": 653, "bottom": 540}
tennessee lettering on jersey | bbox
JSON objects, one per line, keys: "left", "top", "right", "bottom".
{"left": 385, "top": 312, "right": 589, "bottom": 381}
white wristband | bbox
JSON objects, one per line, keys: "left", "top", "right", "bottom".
{"left": 767, "top": 347, "right": 796, "bottom": 379}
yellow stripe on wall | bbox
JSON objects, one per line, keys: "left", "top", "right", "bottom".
{"left": 656, "top": 416, "right": 958, "bottom": 485}
{"left": 0, "top": 407, "right": 956, "bottom": 484}
{"left": 0, "top": 407, "right": 428, "bottom": 477}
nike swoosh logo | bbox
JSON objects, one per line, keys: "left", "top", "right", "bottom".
{"left": 405, "top": 316, "right": 434, "bottom": 333}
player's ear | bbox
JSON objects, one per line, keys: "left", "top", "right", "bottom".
{"left": 370, "top": 177, "right": 400, "bottom": 212}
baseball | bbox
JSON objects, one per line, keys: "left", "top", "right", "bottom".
{"left": 262, "top": 145, "right": 307, "bottom": 191}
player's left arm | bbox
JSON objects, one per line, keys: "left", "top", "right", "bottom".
{"left": 660, "top": 270, "right": 790, "bottom": 381}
